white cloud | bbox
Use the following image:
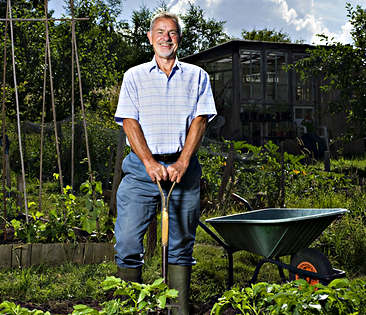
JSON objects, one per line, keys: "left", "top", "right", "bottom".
{"left": 268, "top": 0, "right": 353, "bottom": 44}
{"left": 337, "top": 22, "right": 353, "bottom": 44}
{"left": 167, "top": 0, "right": 191, "bottom": 14}
{"left": 205, "top": 0, "right": 222, "bottom": 7}
{"left": 311, "top": 21, "right": 353, "bottom": 45}
{"left": 270, "top": 0, "right": 324, "bottom": 32}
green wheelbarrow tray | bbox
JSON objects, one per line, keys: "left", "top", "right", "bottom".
{"left": 200, "top": 207, "right": 348, "bottom": 287}
{"left": 205, "top": 208, "right": 348, "bottom": 258}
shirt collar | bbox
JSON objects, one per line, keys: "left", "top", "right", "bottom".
{"left": 149, "top": 56, "right": 183, "bottom": 73}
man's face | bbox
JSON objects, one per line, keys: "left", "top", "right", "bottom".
{"left": 147, "top": 17, "right": 180, "bottom": 60}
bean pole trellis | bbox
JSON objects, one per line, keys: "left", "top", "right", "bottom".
{"left": 0, "top": 0, "right": 93, "bottom": 239}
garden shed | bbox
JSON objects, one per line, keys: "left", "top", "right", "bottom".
{"left": 182, "top": 40, "right": 342, "bottom": 147}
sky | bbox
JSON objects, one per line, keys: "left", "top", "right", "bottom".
{"left": 49, "top": 0, "right": 366, "bottom": 45}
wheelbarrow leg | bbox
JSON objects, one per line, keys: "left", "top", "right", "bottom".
{"left": 250, "top": 258, "right": 288, "bottom": 284}
{"left": 198, "top": 221, "right": 235, "bottom": 288}
{"left": 228, "top": 250, "right": 234, "bottom": 288}
{"left": 275, "top": 256, "right": 287, "bottom": 283}
{"left": 250, "top": 259, "right": 267, "bottom": 284}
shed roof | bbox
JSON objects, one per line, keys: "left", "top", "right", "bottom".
{"left": 181, "top": 39, "right": 315, "bottom": 64}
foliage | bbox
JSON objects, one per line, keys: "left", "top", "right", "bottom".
{"left": 241, "top": 28, "right": 301, "bottom": 43}
{"left": 8, "top": 179, "right": 112, "bottom": 243}
{"left": 0, "top": 0, "right": 47, "bottom": 122}
{"left": 10, "top": 183, "right": 78, "bottom": 243}
{"left": 52, "top": 0, "right": 128, "bottom": 115}
{"left": 7, "top": 112, "right": 119, "bottom": 189}
{"left": 99, "top": 276, "right": 177, "bottom": 314}
{"left": 290, "top": 3, "right": 366, "bottom": 137}
{"left": 79, "top": 179, "right": 110, "bottom": 237}
{"left": 179, "top": 3, "right": 230, "bottom": 56}
{"left": 211, "top": 278, "right": 366, "bottom": 314}
{"left": 199, "top": 140, "right": 364, "bottom": 211}
{"left": 0, "top": 0, "right": 127, "bottom": 123}
{"left": 0, "top": 262, "right": 113, "bottom": 304}
{"left": 316, "top": 205, "right": 366, "bottom": 276}
{"left": 124, "top": 5, "right": 154, "bottom": 67}
{"left": 198, "top": 143, "right": 226, "bottom": 200}
{"left": 235, "top": 141, "right": 304, "bottom": 208}
{"left": 0, "top": 301, "right": 51, "bottom": 315}
{"left": 13, "top": 276, "right": 178, "bottom": 315}
{"left": 199, "top": 140, "right": 305, "bottom": 211}
{"left": 1, "top": 276, "right": 366, "bottom": 314}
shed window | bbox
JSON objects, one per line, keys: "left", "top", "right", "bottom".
{"left": 266, "top": 51, "right": 288, "bottom": 102}
{"left": 240, "top": 50, "right": 262, "bottom": 100}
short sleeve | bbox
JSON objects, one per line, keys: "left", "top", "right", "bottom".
{"left": 114, "top": 70, "right": 139, "bottom": 126}
{"left": 195, "top": 69, "right": 217, "bottom": 122}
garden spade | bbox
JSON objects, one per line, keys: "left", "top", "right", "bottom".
{"left": 157, "top": 180, "right": 176, "bottom": 284}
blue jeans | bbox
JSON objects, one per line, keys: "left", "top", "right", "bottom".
{"left": 114, "top": 152, "right": 201, "bottom": 268}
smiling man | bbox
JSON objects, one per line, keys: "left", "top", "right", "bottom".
{"left": 114, "top": 12, "right": 216, "bottom": 314}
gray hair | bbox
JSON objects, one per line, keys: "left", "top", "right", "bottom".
{"left": 149, "top": 11, "right": 182, "bottom": 37}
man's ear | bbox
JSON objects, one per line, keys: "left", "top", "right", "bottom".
{"left": 147, "top": 31, "right": 152, "bottom": 44}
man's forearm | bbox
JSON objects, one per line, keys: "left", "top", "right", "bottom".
{"left": 123, "top": 118, "right": 168, "bottom": 182}
{"left": 123, "top": 118, "right": 154, "bottom": 164}
{"left": 178, "top": 115, "right": 208, "bottom": 165}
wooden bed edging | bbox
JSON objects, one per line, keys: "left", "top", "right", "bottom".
{"left": 0, "top": 243, "right": 115, "bottom": 268}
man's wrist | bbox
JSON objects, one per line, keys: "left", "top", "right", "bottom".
{"left": 176, "top": 153, "right": 191, "bottom": 168}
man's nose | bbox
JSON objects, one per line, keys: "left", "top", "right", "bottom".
{"left": 162, "top": 32, "right": 171, "bottom": 41}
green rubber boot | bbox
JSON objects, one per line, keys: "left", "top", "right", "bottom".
{"left": 168, "top": 264, "right": 191, "bottom": 315}
{"left": 116, "top": 266, "right": 142, "bottom": 283}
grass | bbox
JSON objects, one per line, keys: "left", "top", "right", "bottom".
{"left": 0, "top": 262, "right": 115, "bottom": 304}
{"left": 331, "top": 155, "right": 366, "bottom": 170}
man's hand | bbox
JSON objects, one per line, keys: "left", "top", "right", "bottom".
{"left": 145, "top": 159, "right": 168, "bottom": 182}
{"left": 167, "top": 160, "right": 189, "bottom": 183}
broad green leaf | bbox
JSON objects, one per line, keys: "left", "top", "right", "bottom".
{"left": 328, "top": 278, "right": 349, "bottom": 289}
{"left": 158, "top": 295, "right": 167, "bottom": 308}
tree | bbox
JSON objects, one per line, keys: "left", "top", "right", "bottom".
{"left": 0, "top": 0, "right": 48, "bottom": 121}
{"left": 53, "top": 0, "right": 129, "bottom": 115}
{"left": 290, "top": 3, "right": 366, "bottom": 137}
{"left": 179, "top": 3, "right": 229, "bottom": 56}
{"left": 125, "top": 5, "right": 154, "bottom": 67}
{"left": 241, "top": 28, "right": 295, "bottom": 43}
{"left": 0, "top": 0, "right": 130, "bottom": 122}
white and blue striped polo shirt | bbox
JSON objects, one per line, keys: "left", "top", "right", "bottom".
{"left": 115, "top": 57, "right": 217, "bottom": 155}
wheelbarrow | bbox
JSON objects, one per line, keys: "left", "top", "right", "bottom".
{"left": 199, "top": 196, "right": 348, "bottom": 288}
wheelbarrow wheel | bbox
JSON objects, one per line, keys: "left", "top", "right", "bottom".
{"left": 289, "top": 248, "right": 332, "bottom": 285}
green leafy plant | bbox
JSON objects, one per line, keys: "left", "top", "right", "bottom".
{"left": 0, "top": 301, "right": 51, "bottom": 315}
{"left": 71, "top": 276, "right": 178, "bottom": 315}
{"left": 211, "top": 278, "right": 366, "bottom": 314}
{"left": 8, "top": 177, "right": 111, "bottom": 243}
{"left": 103, "top": 276, "right": 178, "bottom": 312}
{"left": 79, "top": 179, "right": 110, "bottom": 239}
{"left": 0, "top": 275, "right": 178, "bottom": 315}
